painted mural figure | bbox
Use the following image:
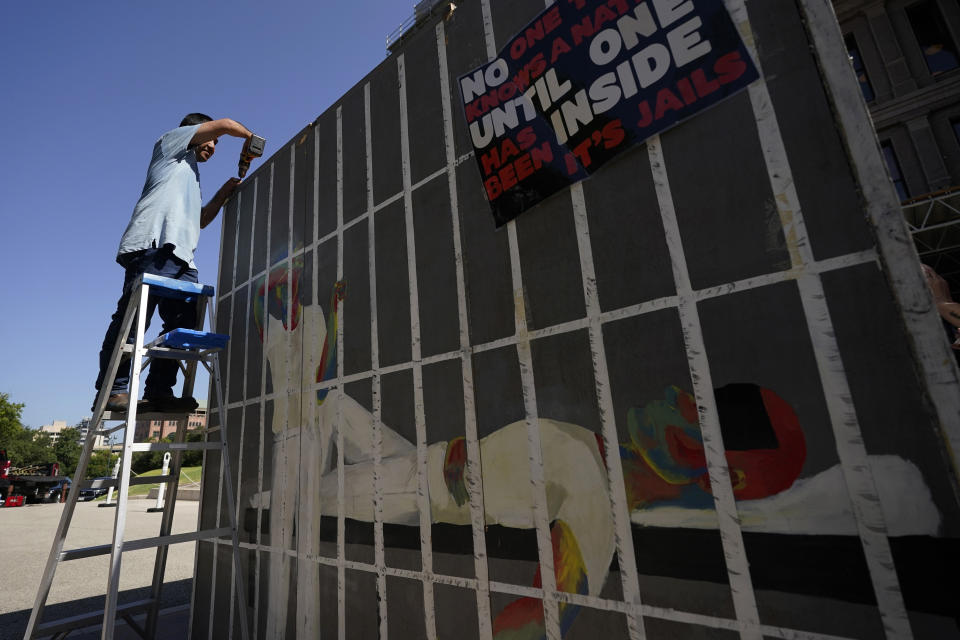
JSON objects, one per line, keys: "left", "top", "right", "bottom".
{"left": 252, "top": 269, "right": 940, "bottom": 639}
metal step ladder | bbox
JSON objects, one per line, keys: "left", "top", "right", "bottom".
{"left": 24, "top": 273, "right": 249, "bottom": 640}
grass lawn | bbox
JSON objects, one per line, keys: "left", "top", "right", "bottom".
{"left": 96, "top": 465, "right": 202, "bottom": 500}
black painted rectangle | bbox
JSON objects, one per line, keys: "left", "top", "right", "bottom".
{"left": 270, "top": 148, "right": 292, "bottom": 267}
{"left": 582, "top": 145, "right": 676, "bottom": 311}
{"left": 259, "top": 400, "right": 274, "bottom": 546}
{"left": 318, "top": 238, "right": 340, "bottom": 306}
{"left": 220, "top": 407, "right": 243, "bottom": 529}
{"left": 413, "top": 177, "right": 460, "bottom": 357}
{"left": 662, "top": 93, "right": 790, "bottom": 290}
{"left": 457, "top": 162, "right": 514, "bottom": 345}
{"left": 435, "top": 583, "right": 481, "bottom": 640}
{"left": 315, "top": 113, "right": 338, "bottom": 239}
{"left": 212, "top": 543, "right": 233, "bottom": 639}
{"left": 240, "top": 402, "right": 261, "bottom": 545}
{"left": 293, "top": 126, "right": 314, "bottom": 253}
{"left": 370, "top": 62, "right": 403, "bottom": 206}
{"left": 515, "top": 187, "right": 585, "bottom": 329}
{"left": 343, "top": 223, "right": 372, "bottom": 375}
{"left": 374, "top": 199, "right": 412, "bottom": 367}
{"left": 199, "top": 421, "right": 221, "bottom": 532}
{"left": 386, "top": 576, "right": 427, "bottom": 639}
{"left": 341, "top": 87, "right": 368, "bottom": 223}
{"left": 471, "top": 345, "right": 524, "bottom": 440}
{"left": 531, "top": 329, "right": 599, "bottom": 432}
{"left": 191, "top": 541, "right": 214, "bottom": 638}
{"left": 319, "top": 564, "right": 339, "bottom": 637}
{"left": 404, "top": 26, "right": 446, "bottom": 185}
{"left": 344, "top": 569, "right": 378, "bottom": 640}
{"left": 236, "top": 176, "right": 255, "bottom": 285}
{"left": 251, "top": 170, "right": 271, "bottom": 277}
{"left": 228, "top": 285, "right": 249, "bottom": 404}
{"left": 245, "top": 278, "right": 263, "bottom": 399}
{"left": 218, "top": 195, "right": 238, "bottom": 297}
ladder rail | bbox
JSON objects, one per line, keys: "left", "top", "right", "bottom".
{"left": 102, "top": 282, "right": 152, "bottom": 640}
{"left": 144, "top": 294, "right": 207, "bottom": 639}
{"left": 26, "top": 273, "right": 245, "bottom": 640}
{"left": 209, "top": 301, "right": 251, "bottom": 640}
{"left": 23, "top": 281, "right": 143, "bottom": 640}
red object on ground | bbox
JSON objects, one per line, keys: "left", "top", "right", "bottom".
{"left": 3, "top": 494, "right": 25, "bottom": 507}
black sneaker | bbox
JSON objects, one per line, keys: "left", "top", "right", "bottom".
{"left": 140, "top": 395, "right": 199, "bottom": 414}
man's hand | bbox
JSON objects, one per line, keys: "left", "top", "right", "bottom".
{"left": 219, "top": 177, "right": 242, "bottom": 199}
{"left": 922, "top": 264, "right": 960, "bottom": 329}
{"left": 923, "top": 264, "right": 953, "bottom": 304}
{"left": 201, "top": 178, "right": 243, "bottom": 228}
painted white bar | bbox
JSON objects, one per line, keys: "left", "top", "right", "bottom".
{"left": 398, "top": 52, "right": 439, "bottom": 640}
{"left": 335, "top": 104, "right": 348, "bottom": 640}
{"left": 436, "top": 19, "right": 495, "bottom": 640}
{"left": 479, "top": 1, "right": 561, "bottom": 637}
{"left": 211, "top": 188, "right": 242, "bottom": 638}
{"left": 293, "top": 132, "right": 321, "bottom": 640}
{"left": 365, "top": 81, "right": 390, "bottom": 640}
{"left": 724, "top": 1, "right": 911, "bottom": 635}
{"left": 208, "top": 192, "right": 246, "bottom": 640}
{"left": 648, "top": 134, "right": 762, "bottom": 640}
{"left": 227, "top": 188, "right": 249, "bottom": 639}
{"left": 568, "top": 183, "right": 646, "bottom": 640}
{"left": 251, "top": 173, "right": 266, "bottom": 638}
{"left": 694, "top": 252, "right": 877, "bottom": 303}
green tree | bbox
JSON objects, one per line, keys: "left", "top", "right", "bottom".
{"left": 0, "top": 393, "right": 58, "bottom": 468}
{"left": 6, "top": 430, "right": 56, "bottom": 468}
{"left": 0, "top": 392, "right": 25, "bottom": 444}
{"left": 53, "top": 427, "right": 82, "bottom": 477}
{"left": 182, "top": 431, "right": 205, "bottom": 468}
{"left": 87, "top": 450, "right": 119, "bottom": 479}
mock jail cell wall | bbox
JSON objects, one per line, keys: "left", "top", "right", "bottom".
{"left": 191, "top": 0, "right": 960, "bottom": 639}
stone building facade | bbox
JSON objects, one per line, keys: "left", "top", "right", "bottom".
{"left": 133, "top": 408, "right": 207, "bottom": 442}
{"left": 836, "top": 0, "right": 960, "bottom": 281}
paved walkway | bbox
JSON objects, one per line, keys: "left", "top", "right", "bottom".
{"left": 0, "top": 499, "right": 198, "bottom": 639}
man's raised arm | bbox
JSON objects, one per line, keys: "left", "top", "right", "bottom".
{"left": 191, "top": 118, "right": 252, "bottom": 146}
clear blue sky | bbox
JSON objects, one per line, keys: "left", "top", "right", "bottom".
{"left": 0, "top": 1, "right": 408, "bottom": 429}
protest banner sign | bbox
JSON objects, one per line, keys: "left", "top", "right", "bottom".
{"left": 459, "top": 0, "right": 760, "bottom": 226}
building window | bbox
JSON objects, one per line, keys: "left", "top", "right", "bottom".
{"left": 906, "top": 0, "right": 960, "bottom": 76}
{"left": 151, "top": 430, "right": 160, "bottom": 439}
{"left": 845, "top": 34, "right": 875, "bottom": 102}
{"left": 881, "top": 141, "right": 910, "bottom": 201}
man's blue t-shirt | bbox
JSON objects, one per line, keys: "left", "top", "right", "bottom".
{"left": 117, "top": 124, "right": 203, "bottom": 268}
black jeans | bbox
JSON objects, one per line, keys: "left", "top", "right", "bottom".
{"left": 95, "top": 247, "right": 199, "bottom": 397}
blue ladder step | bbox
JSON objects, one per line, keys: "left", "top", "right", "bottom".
{"left": 159, "top": 328, "right": 229, "bottom": 350}
{"left": 142, "top": 274, "right": 215, "bottom": 300}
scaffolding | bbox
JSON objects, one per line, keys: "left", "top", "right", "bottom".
{"left": 903, "top": 186, "right": 960, "bottom": 290}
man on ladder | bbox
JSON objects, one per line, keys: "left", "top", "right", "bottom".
{"left": 25, "top": 113, "right": 263, "bottom": 640}
{"left": 94, "top": 112, "right": 257, "bottom": 413}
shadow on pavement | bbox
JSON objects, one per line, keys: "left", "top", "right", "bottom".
{"left": 1, "top": 578, "right": 191, "bottom": 640}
